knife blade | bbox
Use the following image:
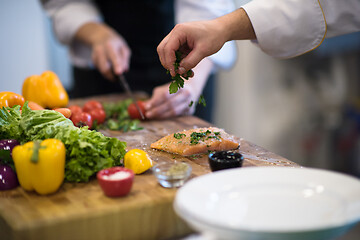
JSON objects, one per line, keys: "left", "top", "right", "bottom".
{"left": 115, "top": 74, "right": 145, "bottom": 120}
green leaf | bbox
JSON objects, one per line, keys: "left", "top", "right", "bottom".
{"left": 198, "top": 95, "right": 207, "bottom": 107}
{"left": 169, "top": 81, "right": 179, "bottom": 94}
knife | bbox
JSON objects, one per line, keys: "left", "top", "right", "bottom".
{"left": 115, "top": 74, "right": 145, "bottom": 120}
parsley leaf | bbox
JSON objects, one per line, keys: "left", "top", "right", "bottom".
{"left": 198, "top": 95, "right": 206, "bottom": 107}
{"left": 166, "top": 51, "right": 207, "bottom": 109}
{"left": 169, "top": 81, "right": 179, "bottom": 94}
{"left": 168, "top": 51, "right": 188, "bottom": 94}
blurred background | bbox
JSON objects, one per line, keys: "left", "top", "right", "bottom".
{"left": 0, "top": 0, "right": 359, "bottom": 239}
{"left": 215, "top": 37, "right": 360, "bottom": 177}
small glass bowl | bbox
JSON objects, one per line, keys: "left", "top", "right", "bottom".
{"left": 153, "top": 162, "right": 192, "bottom": 188}
{"left": 208, "top": 151, "right": 244, "bottom": 172}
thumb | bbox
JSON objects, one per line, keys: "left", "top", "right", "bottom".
{"left": 178, "top": 51, "right": 206, "bottom": 75}
{"left": 178, "top": 48, "right": 207, "bottom": 73}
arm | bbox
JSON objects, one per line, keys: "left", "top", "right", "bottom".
{"left": 158, "top": 0, "right": 360, "bottom": 74}
{"left": 243, "top": 0, "right": 360, "bottom": 58}
{"left": 146, "top": 0, "right": 235, "bottom": 119}
{"left": 42, "top": 0, "right": 101, "bottom": 46}
{"left": 175, "top": 0, "right": 238, "bottom": 70}
{"left": 157, "top": 8, "right": 254, "bottom": 77}
{"left": 74, "top": 22, "right": 131, "bottom": 79}
{"left": 42, "top": 0, "right": 131, "bottom": 79}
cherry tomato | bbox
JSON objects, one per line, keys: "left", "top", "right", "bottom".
{"left": 83, "top": 100, "right": 103, "bottom": 113}
{"left": 71, "top": 112, "right": 93, "bottom": 129}
{"left": 89, "top": 108, "right": 106, "bottom": 124}
{"left": 127, "top": 101, "right": 146, "bottom": 120}
{"left": 68, "top": 105, "right": 83, "bottom": 116}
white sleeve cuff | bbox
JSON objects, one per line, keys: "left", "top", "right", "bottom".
{"left": 50, "top": 2, "right": 102, "bottom": 45}
{"left": 242, "top": 0, "right": 327, "bottom": 58}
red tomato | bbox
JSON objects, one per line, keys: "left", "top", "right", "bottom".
{"left": 71, "top": 112, "right": 93, "bottom": 129}
{"left": 89, "top": 108, "right": 106, "bottom": 124}
{"left": 83, "top": 100, "right": 103, "bottom": 113}
{"left": 127, "top": 101, "right": 146, "bottom": 120}
{"left": 68, "top": 105, "right": 83, "bottom": 116}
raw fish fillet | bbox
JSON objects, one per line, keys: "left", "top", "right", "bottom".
{"left": 150, "top": 127, "right": 239, "bottom": 156}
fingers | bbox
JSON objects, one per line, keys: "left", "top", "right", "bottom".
{"left": 92, "top": 45, "right": 113, "bottom": 80}
{"left": 145, "top": 86, "right": 193, "bottom": 119}
{"left": 120, "top": 45, "right": 131, "bottom": 72}
{"left": 158, "top": 25, "right": 189, "bottom": 77}
{"left": 92, "top": 36, "right": 131, "bottom": 80}
{"left": 106, "top": 42, "right": 122, "bottom": 75}
{"left": 157, "top": 24, "right": 211, "bottom": 79}
{"left": 178, "top": 48, "right": 206, "bottom": 75}
{"left": 157, "top": 33, "right": 177, "bottom": 77}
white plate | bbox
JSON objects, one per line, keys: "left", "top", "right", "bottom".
{"left": 174, "top": 167, "right": 360, "bottom": 240}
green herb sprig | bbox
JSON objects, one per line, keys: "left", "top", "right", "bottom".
{"left": 167, "top": 51, "right": 206, "bottom": 107}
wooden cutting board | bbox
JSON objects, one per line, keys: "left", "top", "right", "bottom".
{"left": 0, "top": 95, "right": 298, "bottom": 240}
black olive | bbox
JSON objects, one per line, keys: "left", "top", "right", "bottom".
{"left": 208, "top": 151, "right": 244, "bottom": 172}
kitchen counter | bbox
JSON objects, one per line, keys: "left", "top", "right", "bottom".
{"left": 0, "top": 94, "right": 299, "bottom": 240}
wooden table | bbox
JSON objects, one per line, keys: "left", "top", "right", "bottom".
{"left": 0, "top": 95, "right": 298, "bottom": 240}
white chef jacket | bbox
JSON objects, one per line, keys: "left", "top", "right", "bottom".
{"left": 242, "top": 0, "right": 360, "bottom": 58}
{"left": 43, "top": 0, "right": 237, "bottom": 69}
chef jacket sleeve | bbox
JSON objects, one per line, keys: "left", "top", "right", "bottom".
{"left": 242, "top": 0, "right": 360, "bottom": 58}
{"left": 42, "top": 0, "right": 102, "bottom": 45}
{"left": 176, "top": 0, "right": 237, "bottom": 69}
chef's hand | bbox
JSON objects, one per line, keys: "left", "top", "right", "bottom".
{"left": 157, "top": 8, "right": 255, "bottom": 77}
{"left": 144, "top": 58, "right": 213, "bottom": 119}
{"left": 75, "top": 22, "right": 131, "bottom": 80}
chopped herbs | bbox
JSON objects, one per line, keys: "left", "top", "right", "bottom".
{"left": 190, "top": 130, "right": 221, "bottom": 145}
{"left": 174, "top": 133, "right": 186, "bottom": 139}
{"left": 173, "top": 130, "right": 221, "bottom": 145}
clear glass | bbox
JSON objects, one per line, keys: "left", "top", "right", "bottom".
{"left": 153, "top": 162, "right": 192, "bottom": 188}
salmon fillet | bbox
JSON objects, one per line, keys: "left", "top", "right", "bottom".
{"left": 150, "top": 127, "right": 239, "bottom": 156}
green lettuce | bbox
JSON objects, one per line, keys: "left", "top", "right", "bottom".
{"left": 0, "top": 103, "right": 126, "bottom": 182}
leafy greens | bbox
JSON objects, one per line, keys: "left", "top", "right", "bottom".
{"left": 0, "top": 103, "right": 126, "bottom": 182}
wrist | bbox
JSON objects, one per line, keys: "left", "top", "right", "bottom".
{"left": 75, "top": 22, "right": 115, "bottom": 47}
{"left": 216, "top": 8, "right": 256, "bottom": 41}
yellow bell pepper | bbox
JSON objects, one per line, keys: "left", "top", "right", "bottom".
{"left": 124, "top": 149, "right": 153, "bottom": 174}
{"left": 0, "top": 91, "right": 25, "bottom": 108}
{"left": 12, "top": 139, "right": 66, "bottom": 195}
{"left": 22, "top": 71, "right": 69, "bottom": 109}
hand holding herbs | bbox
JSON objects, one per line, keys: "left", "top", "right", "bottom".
{"left": 167, "top": 51, "right": 206, "bottom": 107}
